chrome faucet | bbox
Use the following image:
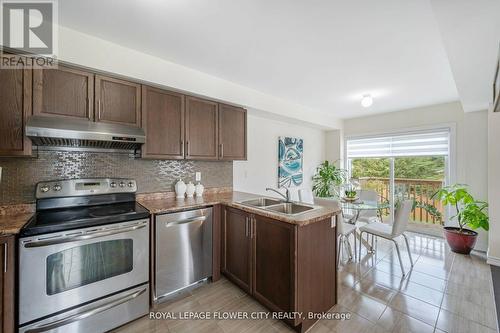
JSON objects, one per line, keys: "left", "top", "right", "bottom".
{"left": 266, "top": 187, "right": 290, "bottom": 202}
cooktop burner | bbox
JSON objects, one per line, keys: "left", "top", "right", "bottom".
{"left": 20, "top": 178, "right": 150, "bottom": 237}
{"left": 21, "top": 201, "right": 149, "bottom": 236}
{"left": 21, "top": 201, "right": 150, "bottom": 237}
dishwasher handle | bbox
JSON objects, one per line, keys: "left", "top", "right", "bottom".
{"left": 165, "top": 216, "right": 207, "bottom": 227}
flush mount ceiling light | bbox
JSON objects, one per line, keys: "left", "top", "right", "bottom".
{"left": 361, "top": 94, "right": 373, "bottom": 108}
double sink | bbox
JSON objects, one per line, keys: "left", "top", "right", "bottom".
{"left": 237, "top": 197, "right": 318, "bottom": 216}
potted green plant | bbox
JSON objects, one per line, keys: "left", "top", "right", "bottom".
{"left": 432, "top": 184, "right": 489, "bottom": 254}
{"left": 312, "top": 161, "right": 347, "bottom": 198}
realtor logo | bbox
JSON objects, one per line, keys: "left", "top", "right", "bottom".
{"left": 1, "top": 0, "right": 57, "bottom": 68}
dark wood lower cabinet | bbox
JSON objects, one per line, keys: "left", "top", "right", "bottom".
{"left": 221, "top": 206, "right": 337, "bottom": 332}
{"left": 296, "top": 217, "right": 338, "bottom": 331}
{"left": 0, "top": 235, "right": 15, "bottom": 333}
{"left": 212, "top": 205, "right": 222, "bottom": 282}
{"left": 221, "top": 207, "right": 252, "bottom": 293}
{"left": 253, "top": 215, "right": 295, "bottom": 316}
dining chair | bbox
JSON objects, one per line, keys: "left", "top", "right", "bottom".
{"left": 336, "top": 213, "right": 357, "bottom": 268}
{"left": 298, "top": 189, "right": 315, "bottom": 204}
{"left": 356, "top": 189, "right": 379, "bottom": 223}
{"left": 288, "top": 188, "right": 300, "bottom": 202}
{"left": 358, "top": 199, "right": 414, "bottom": 276}
{"left": 312, "top": 197, "right": 357, "bottom": 267}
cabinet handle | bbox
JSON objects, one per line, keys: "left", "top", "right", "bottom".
{"left": 245, "top": 217, "right": 249, "bottom": 237}
{"left": 186, "top": 141, "right": 190, "bottom": 156}
{"left": 3, "top": 243, "right": 7, "bottom": 273}
{"left": 181, "top": 140, "right": 184, "bottom": 156}
{"left": 220, "top": 143, "right": 224, "bottom": 158}
{"left": 251, "top": 217, "right": 255, "bottom": 238}
{"left": 97, "top": 100, "right": 102, "bottom": 120}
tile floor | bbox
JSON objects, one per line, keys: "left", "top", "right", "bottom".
{"left": 114, "top": 233, "right": 497, "bottom": 333}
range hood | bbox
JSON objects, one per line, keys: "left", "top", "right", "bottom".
{"left": 26, "top": 116, "right": 146, "bottom": 151}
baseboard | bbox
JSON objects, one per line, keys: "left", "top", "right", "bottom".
{"left": 487, "top": 251, "right": 500, "bottom": 267}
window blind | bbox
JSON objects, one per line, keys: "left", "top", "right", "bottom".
{"left": 346, "top": 129, "right": 450, "bottom": 158}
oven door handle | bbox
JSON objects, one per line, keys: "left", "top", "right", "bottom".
{"left": 24, "top": 286, "right": 147, "bottom": 333}
{"left": 23, "top": 222, "right": 148, "bottom": 248}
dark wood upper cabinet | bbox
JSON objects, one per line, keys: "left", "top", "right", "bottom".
{"left": 95, "top": 75, "right": 141, "bottom": 127}
{"left": 0, "top": 55, "right": 32, "bottom": 156}
{"left": 141, "top": 86, "right": 184, "bottom": 159}
{"left": 33, "top": 65, "right": 94, "bottom": 120}
{"left": 221, "top": 207, "right": 252, "bottom": 293}
{"left": 218, "top": 104, "right": 247, "bottom": 160}
{"left": 185, "top": 96, "right": 218, "bottom": 160}
{"left": 0, "top": 235, "right": 15, "bottom": 333}
{"left": 0, "top": 54, "right": 247, "bottom": 159}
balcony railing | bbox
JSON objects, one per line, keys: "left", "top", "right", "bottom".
{"left": 358, "top": 177, "right": 444, "bottom": 225}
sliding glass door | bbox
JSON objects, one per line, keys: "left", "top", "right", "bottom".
{"left": 346, "top": 129, "right": 450, "bottom": 226}
{"left": 349, "top": 158, "right": 391, "bottom": 218}
{"left": 394, "top": 156, "right": 446, "bottom": 224}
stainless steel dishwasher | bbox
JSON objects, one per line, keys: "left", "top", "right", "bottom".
{"left": 154, "top": 208, "right": 212, "bottom": 303}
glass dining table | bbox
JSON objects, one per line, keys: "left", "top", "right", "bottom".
{"left": 341, "top": 200, "right": 390, "bottom": 224}
{"left": 341, "top": 200, "right": 391, "bottom": 254}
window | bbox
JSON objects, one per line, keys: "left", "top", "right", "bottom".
{"left": 46, "top": 239, "right": 133, "bottom": 295}
{"left": 346, "top": 129, "right": 450, "bottom": 225}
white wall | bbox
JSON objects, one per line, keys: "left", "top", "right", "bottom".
{"left": 488, "top": 110, "right": 500, "bottom": 264}
{"left": 340, "top": 102, "right": 489, "bottom": 251}
{"left": 56, "top": 25, "right": 341, "bottom": 129}
{"left": 325, "top": 129, "right": 344, "bottom": 168}
{"left": 233, "top": 111, "right": 326, "bottom": 198}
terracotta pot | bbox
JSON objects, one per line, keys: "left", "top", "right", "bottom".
{"left": 443, "top": 226, "right": 478, "bottom": 254}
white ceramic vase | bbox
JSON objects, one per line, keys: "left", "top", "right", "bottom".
{"left": 175, "top": 179, "right": 186, "bottom": 198}
{"left": 195, "top": 182, "right": 204, "bottom": 196}
{"left": 186, "top": 182, "right": 196, "bottom": 198}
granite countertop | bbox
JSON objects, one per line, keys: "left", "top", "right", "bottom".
{"left": 0, "top": 189, "right": 341, "bottom": 234}
{"left": 0, "top": 214, "right": 33, "bottom": 235}
{"left": 138, "top": 190, "right": 341, "bottom": 226}
{"left": 0, "top": 204, "right": 35, "bottom": 235}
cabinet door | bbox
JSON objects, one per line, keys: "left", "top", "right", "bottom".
{"left": 95, "top": 75, "right": 141, "bottom": 127}
{"left": 185, "top": 97, "right": 218, "bottom": 160}
{"left": 221, "top": 207, "right": 252, "bottom": 293}
{"left": 252, "top": 215, "right": 296, "bottom": 314}
{"left": 0, "top": 55, "right": 32, "bottom": 156}
{"left": 141, "top": 86, "right": 184, "bottom": 159}
{"left": 33, "top": 65, "right": 94, "bottom": 120}
{"left": 0, "top": 236, "right": 15, "bottom": 333}
{"left": 218, "top": 104, "right": 246, "bottom": 160}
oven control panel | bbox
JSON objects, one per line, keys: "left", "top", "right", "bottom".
{"left": 36, "top": 178, "right": 137, "bottom": 199}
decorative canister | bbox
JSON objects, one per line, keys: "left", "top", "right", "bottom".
{"left": 175, "top": 179, "right": 186, "bottom": 198}
{"left": 186, "top": 182, "right": 196, "bottom": 198}
{"left": 195, "top": 182, "right": 205, "bottom": 196}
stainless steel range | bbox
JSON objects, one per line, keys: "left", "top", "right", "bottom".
{"left": 18, "top": 178, "right": 150, "bottom": 333}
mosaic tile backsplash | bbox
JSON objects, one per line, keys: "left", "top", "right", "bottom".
{"left": 0, "top": 150, "right": 233, "bottom": 204}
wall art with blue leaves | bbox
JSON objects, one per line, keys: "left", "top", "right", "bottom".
{"left": 278, "top": 137, "right": 303, "bottom": 188}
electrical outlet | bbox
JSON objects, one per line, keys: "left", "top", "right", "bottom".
{"left": 195, "top": 172, "right": 201, "bottom": 182}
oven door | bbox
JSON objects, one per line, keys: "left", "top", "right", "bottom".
{"left": 19, "top": 219, "right": 149, "bottom": 325}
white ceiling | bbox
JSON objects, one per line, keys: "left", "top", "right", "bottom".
{"left": 430, "top": 0, "right": 500, "bottom": 112}
{"left": 58, "top": 0, "right": 497, "bottom": 119}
